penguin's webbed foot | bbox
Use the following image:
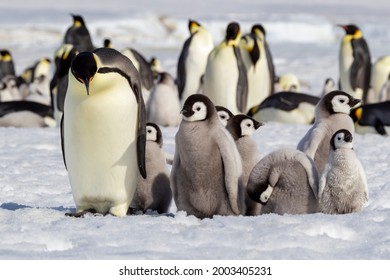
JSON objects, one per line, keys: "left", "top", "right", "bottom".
{"left": 65, "top": 209, "right": 98, "bottom": 218}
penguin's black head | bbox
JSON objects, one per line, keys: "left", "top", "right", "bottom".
{"left": 71, "top": 51, "right": 97, "bottom": 95}
{"left": 146, "top": 122, "right": 163, "bottom": 147}
{"left": 338, "top": 24, "right": 360, "bottom": 35}
{"left": 251, "top": 24, "right": 266, "bottom": 36}
{"left": 331, "top": 129, "right": 354, "bottom": 150}
{"left": 181, "top": 94, "right": 216, "bottom": 122}
{"left": 0, "top": 50, "right": 12, "bottom": 59}
{"left": 225, "top": 22, "right": 240, "bottom": 42}
{"left": 71, "top": 14, "right": 85, "bottom": 26}
{"left": 323, "top": 90, "right": 361, "bottom": 115}
{"left": 103, "top": 38, "right": 112, "bottom": 48}
{"left": 226, "top": 114, "right": 262, "bottom": 140}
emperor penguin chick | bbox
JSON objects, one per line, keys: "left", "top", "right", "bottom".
{"left": 171, "top": 94, "right": 246, "bottom": 219}
{"left": 62, "top": 48, "right": 147, "bottom": 217}
{"left": 297, "top": 90, "right": 360, "bottom": 174}
{"left": 146, "top": 72, "right": 181, "bottom": 127}
{"left": 226, "top": 114, "right": 263, "bottom": 215}
{"left": 130, "top": 123, "right": 172, "bottom": 214}
{"left": 215, "top": 105, "right": 234, "bottom": 127}
{"left": 319, "top": 129, "right": 368, "bottom": 214}
{"left": 247, "top": 149, "right": 320, "bottom": 215}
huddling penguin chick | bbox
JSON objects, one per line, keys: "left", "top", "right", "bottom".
{"left": 297, "top": 90, "right": 360, "bottom": 174}
{"left": 319, "top": 129, "right": 368, "bottom": 214}
{"left": 170, "top": 94, "right": 246, "bottom": 219}
{"left": 25, "top": 58, "right": 52, "bottom": 106}
{"left": 216, "top": 105, "right": 234, "bottom": 126}
{"left": 226, "top": 114, "right": 263, "bottom": 215}
{"left": 129, "top": 123, "right": 172, "bottom": 214}
{"left": 247, "top": 148, "right": 320, "bottom": 215}
{"left": 146, "top": 72, "right": 181, "bottom": 127}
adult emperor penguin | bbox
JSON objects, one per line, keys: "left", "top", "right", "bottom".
{"left": 247, "top": 148, "right": 320, "bottom": 215}
{"left": 247, "top": 91, "right": 320, "bottom": 124}
{"left": 0, "top": 50, "right": 16, "bottom": 80}
{"left": 297, "top": 90, "right": 360, "bottom": 174}
{"left": 63, "top": 14, "right": 94, "bottom": 52}
{"left": 176, "top": 19, "right": 214, "bottom": 105}
{"left": 215, "top": 105, "right": 234, "bottom": 127}
{"left": 62, "top": 47, "right": 147, "bottom": 217}
{"left": 370, "top": 56, "right": 390, "bottom": 102}
{"left": 226, "top": 114, "right": 263, "bottom": 215}
{"left": 146, "top": 72, "right": 181, "bottom": 127}
{"left": 129, "top": 123, "right": 172, "bottom": 214}
{"left": 171, "top": 94, "right": 245, "bottom": 219}
{"left": 321, "top": 78, "right": 336, "bottom": 97}
{"left": 203, "top": 22, "right": 248, "bottom": 114}
{"left": 338, "top": 24, "right": 371, "bottom": 104}
{"left": 239, "top": 24, "right": 275, "bottom": 112}
{"left": 350, "top": 100, "right": 390, "bottom": 135}
{"left": 319, "top": 129, "right": 368, "bottom": 214}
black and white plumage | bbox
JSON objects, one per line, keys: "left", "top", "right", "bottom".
{"left": 297, "top": 90, "right": 360, "bottom": 173}
{"left": 0, "top": 50, "right": 16, "bottom": 80}
{"left": 63, "top": 14, "right": 94, "bottom": 52}
{"left": 171, "top": 94, "right": 245, "bottom": 218}
{"left": 247, "top": 149, "right": 320, "bottom": 215}
{"left": 350, "top": 101, "right": 390, "bottom": 135}
{"left": 62, "top": 48, "right": 147, "bottom": 217}
{"left": 130, "top": 123, "right": 172, "bottom": 214}
{"left": 338, "top": 24, "right": 371, "bottom": 104}
{"left": 215, "top": 105, "right": 234, "bottom": 127}
{"left": 319, "top": 129, "right": 368, "bottom": 214}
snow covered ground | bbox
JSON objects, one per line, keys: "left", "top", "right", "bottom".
{"left": 1, "top": 0, "right": 390, "bottom": 261}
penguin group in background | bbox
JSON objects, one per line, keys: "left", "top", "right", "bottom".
{"left": 274, "top": 73, "right": 301, "bottom": 93}
{"left": 146, "top": 72, "right": 181, "bottom": 127}
{"left": 338, "top": 24, "right": 371, "bottom": 103}
{"left": 247, "top": 148, "right": 320, "bottom": 215}
{"left": 203, "top": 22, "right": 248, "bottom": 114}
{"left": 216, "top": 105, "right": 234, "bottom": 127}
{"left": 369, "top": 55, "right": 390, "bottom": 102}
{"left": 63, "top": 14, "right": 95, "bottom": 52}
{"left": 319, "top": 129, "right": 368, "bottom": 214}
{"left": 240, "top": 24, "right": 275, "bottom": 113}
{"left": 0, "top": 75, "right": 22, "bottom": 102}
{"left": 0, "top": 50, "right": 16, "bottom": 80}
{"left": 177, "top": 19, "right": 213, "bottom": 105}
{"left": 62, "top": 48, "right": 147, "bottom": 217}
{"left": 171, "top": 94, "right": 245, "bottom": 219}
{"left": 350, "top": 100, "right": 390, "bottom": 135}
{"left": 297, "top": 90, "right": 360, "bottom": 174}
{"left": 129, "top": 123, "right": 172, "bottom": 214}
{"left": 226, "top": 114, "right": 263, "bottom": 215}
{"left": 24, "top": 57, "right": 52, "bottom": 106}
{"left": 247, "top": 91, "right": 320, "bottom": 125}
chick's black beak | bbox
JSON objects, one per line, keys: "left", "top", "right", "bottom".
{"left": 344, "top": 132, "right": 353, "bottom": 143}
{"left": 70, "top": 51, "right": 97, "bottom": 96}
{"left": 180, "top": 105, "right": 193, "bottom": 118}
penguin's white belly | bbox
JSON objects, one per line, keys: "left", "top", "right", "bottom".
{"left": 64, "top": 86, "right": 138, "bottom": 216}
{"left": 246, "top": 58, "right": 270, "bottom": 112}
{"left": 204, "top": 47, "right": 240, "bottom": 114}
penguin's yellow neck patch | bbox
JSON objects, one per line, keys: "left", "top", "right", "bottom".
{"left": 2, "top": 54, "right": 11, "bottom": 61}
{"left": 74, "top": 20, "right": 82, "bottom": 27}
{"left": 190, "top": 22, "right": 200, "bottom": 34}
{"left": 355, "top": 107, "right": 363, "bottom": 121}
{"left": 353, "top": 29, "right": 363, "bottom": 39}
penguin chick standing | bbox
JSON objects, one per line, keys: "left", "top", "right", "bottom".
{"left": 297, "top": 90, "right": 360, "bottom": 174}
{"left": 319, "top": 129, "right": 368, "bottom": 214}
{"left": 146, "top": 72, "right": 181, "bottom": 127}
{"left": 171, "top": 94, "right": 245, "bottom": 218}
{"left": 338, "top": 24, "right": 371, "bottom": 103}
{"left": 177, "top": 19, "right": 214, "bottom": 105}
{"left": 247, "top": 148, "right": 320, "bottom": 215}
{"left": 203, "top": 22, "right": 248, "bottom": 114}
{"left": 63, "top": 14, "right": 94, "bottom": 52}
{"left": 62, "top": 48, "right": 147, "bottom": 217}
{"left": 226, "top": 114, "right": 263, "bottom": 215}
{"left": 130, "top": 123, "right": 172, "bottom": 214}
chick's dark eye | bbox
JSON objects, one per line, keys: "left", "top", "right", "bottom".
{"left": 196, "top": 107, "right": 201, "bottom": 111}
{"left": 147, "top": 130, "right": 152, "bottom": 133}
{"left": 340, "top": 99, "right": 345, "bottom": 103}
{"left": 247, "top": 123, "right": 251, "bottom": 127}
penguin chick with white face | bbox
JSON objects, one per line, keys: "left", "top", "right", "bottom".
{"left": 226, "top": 114, "right": 263, "bottom": 216}
{"left": 215, "top": 105, "right": 234, "bottom": 126}
{"left": 319, "top": 129, "right": 368, "bottom": 214}
{"left": 62, "top": 48, "right": 147, "bottom": 217}
{"left": 171, "top": 94, "right": 245, "bottom": 219}
{"left": 130, "top": 123, "right": 172, "bottom": 214}
{"left": 146, "top": 72, "right": 181, "bottom": 127}
{"left": 247, "top": 148, "right": 320, "bottom": 215}
{"left": 297, "top": 90, "right": 360, "bottom": 174}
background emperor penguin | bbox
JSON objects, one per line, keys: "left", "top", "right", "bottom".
{"left": 62, "top": 48, "right": 147, "bottom": 217}
{"left": 0, "top": 50, "right": 16, "bottom": 80}
{"left": 319, "top": 129, "right": 368, "bottom": 214}
{"left": 171, "top": 94, "right": 246, "bottom": 219}
{"left": 297, "top": 90, "right": 360, "bottom": 174}
{"left": 215, "top": 105, "right": 234, "bottom": 127}
{"left": 63, "top": 14, "right": 95, "bottom": 52}
{"left": 177, "top": 19, "right": 214, "bottom": 105}
{"left": 338, "top": 24, "right": 371, "bottom": 104}
{"left": 370, "top": 56, "right": 390, "bottom": 102}
{"left": 130, "top": 123, "right": 172, "bottom": 214}
{"left": 203, "top": 22, "right": 248, "bottom": 114}
{"left": 226, "top": 114, "right": 263, "bottom": 216}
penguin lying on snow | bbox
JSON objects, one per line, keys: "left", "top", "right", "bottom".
{"left": 62, "top": 48, "right": 147, "bottom": 217}
{"left": 319, "top": 129, "right": 368, "bottom": 214}
{"left": 129, "top": 123, "right": 172, "bottom": 214}
{"left": 247, "top": 91, "right": 320, "bottom": 124}
{"left": 171, "top": 94, "right": 245, "bottom": 219}
{"left": 350, "top": 100, "right": 390, "bottom": 135}
{"left": 247, "top": 148, "right": 320, "bottom": 215}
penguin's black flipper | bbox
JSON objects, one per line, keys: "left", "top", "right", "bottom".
{"left": 374, "top": 118, "right": 387, "bottom": 135}
{"left": 177, "top": 36, "right": 192, "bottom": 99}
{"left": 136, "top": 84, "right": 147, "bottom": 179}
{"left": 131, "top": 48, "right": 154, "bottom": 91}
{"left": 350, "top": 38, "right": 371, "bottom": 102}
{"left": 234, "top": 45, "right": 248, "bottom": 113}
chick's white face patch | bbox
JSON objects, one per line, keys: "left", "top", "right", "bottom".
{"left": 260, "top": 185, "right": 274, "bottom": 203}
{"left": 182, "top": 101, "right": 207, "bottom": 122}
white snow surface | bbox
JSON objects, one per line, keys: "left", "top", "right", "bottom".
{"left": 1, "top": 0, "right": 390, "bottom": 259}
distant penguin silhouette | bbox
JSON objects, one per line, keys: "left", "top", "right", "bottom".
{"left": 63, "top": 14, "right": 94, "bottom": 51}
{"left": 0, "top": 50, "right": 15, "bottom": 80}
